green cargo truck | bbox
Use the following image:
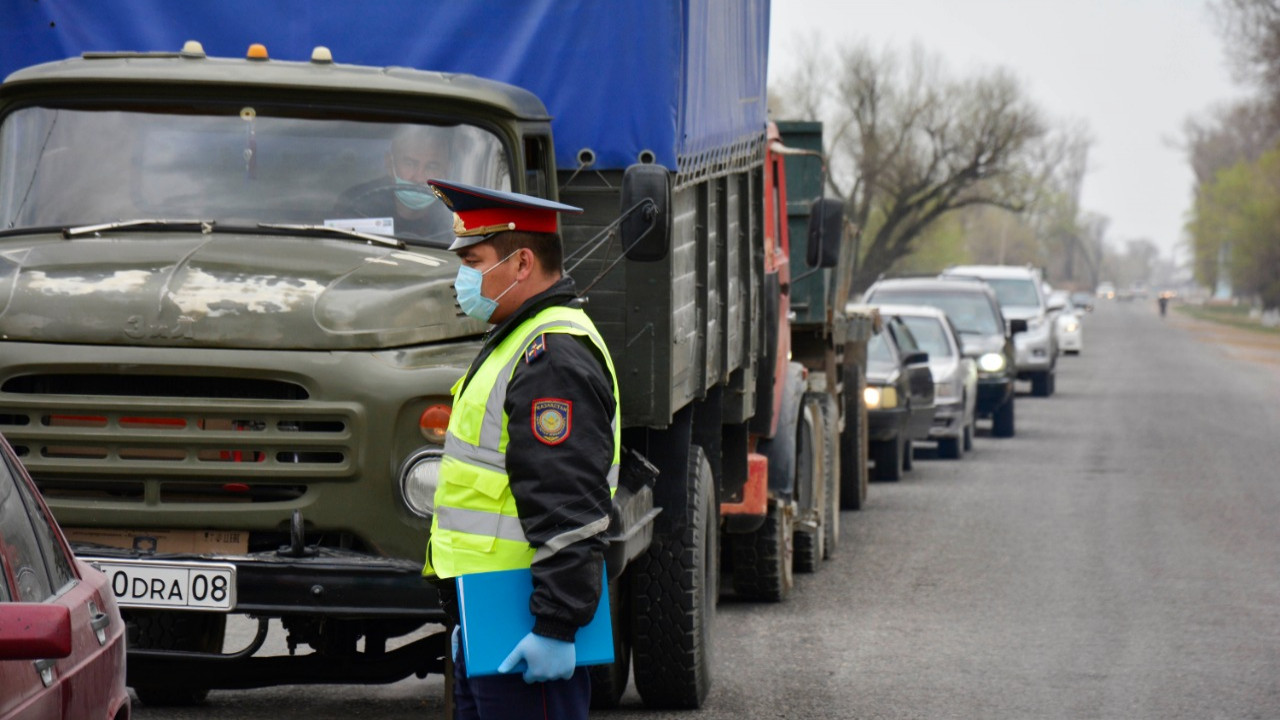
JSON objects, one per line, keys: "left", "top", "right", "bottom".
{"left": 0, "top": 1, "right": 873, "bottom": 711}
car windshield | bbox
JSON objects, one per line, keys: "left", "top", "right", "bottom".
{"left": 867, "top": 289, "right": 1001, "bottom": 335}
{"left": 898, "top": 316, "right": 953, "bottom": 359}
{"left": 0, "top": 105, "right": 511, "bottom": 243}
{"left": 866, "top": 332, "right": 897, "bottom": 374}
{"left": 980, "top": 277, "right": 1040, "bottom": 310}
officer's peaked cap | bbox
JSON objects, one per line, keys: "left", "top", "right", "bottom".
{"left": 427, "top": 179, "right": 583, "bottom": 251}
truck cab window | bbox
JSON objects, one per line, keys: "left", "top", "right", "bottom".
{"left": 0, "top": 107, "right": 510, "bottom": 244}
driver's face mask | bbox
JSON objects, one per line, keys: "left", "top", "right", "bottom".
{"left": 393, "top": 168, "right": 437, "bottom": 210}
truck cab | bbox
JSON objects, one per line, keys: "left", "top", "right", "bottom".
{"left": 0, "top": 42, "right": 557, "bottom": 702}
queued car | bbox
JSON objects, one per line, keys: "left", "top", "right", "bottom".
{"left": 875, "top": 304, "right": 978, "bottom": 459}
{"left": 942, "top": 265, "right": 1058, "bottom": 397}
{"left": 862, "top": 314, "right": 936, "bottom": 480}
{"left": 1048, "top": 290, "right": 1084, "bottom": 355}
{"left": 1069, "top": 291, "right": 1094, "bottom": 313}
{"left": 862, "top": 276, "right": 1022, "bottom": 438}
{"left": 0, "top": 433, "right": 130, "bottom": 720}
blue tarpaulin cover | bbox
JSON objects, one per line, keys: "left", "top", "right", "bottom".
{"left": 0, "top": 0, "right": 770, "bottom": 174}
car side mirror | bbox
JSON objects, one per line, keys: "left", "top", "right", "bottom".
{"left": 620, "top": 163, "right": 671, "bottom": 262}
{"left": 902, "top": 351, "right": 929, "bottom": 366}
{"left": 1047, "top": 299, "right": 1066, "bottom": 313}
{"left": 806, "top": 198, "right": 844, "bottom": 269}
{"left": 0, "top": 603, "right": 72, "bottom": 660}
{"left": 1009, "top": 318, "right": 1028, "bottom": 335}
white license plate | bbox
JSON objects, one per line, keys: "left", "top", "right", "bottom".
{"left": 92, "top": 559, "right": 237, "bottom": 611}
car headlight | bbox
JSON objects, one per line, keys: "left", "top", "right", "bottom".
{"left": 977, "top": 352, "right": 1006, "bottom": 373}
{"left": 934, "top": 382, "right": 956, "bottom": 399}
{"left": 1062, "top": 319, "right": 1080, "bottom": 333}
{"left": 398, "top": 449, "right": 444, "bottom": 517}
{"left": 863, "top": 385, "right": 897, "bottom": 409}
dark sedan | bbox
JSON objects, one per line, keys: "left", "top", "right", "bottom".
{"left": 863, "top": 315, "right": 935, "bottom": 481}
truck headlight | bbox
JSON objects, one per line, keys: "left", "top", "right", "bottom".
{"left": 399, "top": 449, "right": 443, "bottom": 517}
{"left": 978, "top": 352, "right": 1006, "bottom": 373}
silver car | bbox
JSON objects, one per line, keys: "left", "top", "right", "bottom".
{"left": 942, "top": 265, "right": 1059, "bottom": 397}
{"left": 873, "top": 305, "right": 977, "bottom": 459}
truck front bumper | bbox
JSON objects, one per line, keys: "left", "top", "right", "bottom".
{"left": 78, "top": 545, "right": 443, "bottom": 619}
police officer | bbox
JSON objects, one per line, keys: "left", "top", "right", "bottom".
{"left": 423, "top": 179, "right": 618, "bottom": 720}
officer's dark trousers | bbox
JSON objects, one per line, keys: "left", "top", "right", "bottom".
{"left": 453, "top": 643, "right": 590, "bottom": 720}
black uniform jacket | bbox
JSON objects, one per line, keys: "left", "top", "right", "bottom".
{"left": 441, "top": 275, "right": 615, "bottom": 642}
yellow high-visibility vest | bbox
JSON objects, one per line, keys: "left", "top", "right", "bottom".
{"left": 424, "top": 304, "right": 620, "bottom": 579}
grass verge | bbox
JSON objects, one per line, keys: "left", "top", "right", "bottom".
{"left": 1176, "top": 304, "right": 1280, "bottom": 336}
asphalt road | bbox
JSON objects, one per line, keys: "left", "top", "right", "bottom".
{"left": 135, "top": 300, "right": 1280, "bottom": 719}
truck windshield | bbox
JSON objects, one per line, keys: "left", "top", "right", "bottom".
{"left": 0, "top": 105, "right": 511, "bottom": 245}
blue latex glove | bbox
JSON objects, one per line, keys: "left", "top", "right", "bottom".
{"left": 451, "top": 625, "right": 460, "bottom": 660}
{"left": 497, "top": 632, "right": 575, "bottom": 684}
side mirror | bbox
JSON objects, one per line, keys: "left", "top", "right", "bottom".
{"left": 620, "top": 163, "right": 671, "bottom": 262}
{"left": 1009, "top": 318, "right": 1028, "bottom": 335}
{"left": 806, "top": 198, "right": 844, "bottom": 269}
{"left": 902, "top": 351, "right": 929, "bottom": 366}
{"left": 0, "top": 603, "right": 72, "bottom": 660}
{"left": 1047, "top": 298, "right": 1066, "bottom": 313}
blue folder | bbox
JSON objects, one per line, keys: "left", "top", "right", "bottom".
{"left": 455, "top": 567, "right": 614, "bottom": 677}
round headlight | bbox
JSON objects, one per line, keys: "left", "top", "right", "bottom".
{"left": 978, "top": 352, "right": 1006, "bottom": 373}
{"left": 399, "top": 449, "right": 443, "bottom": 517}
{"left": 863, "top": 386, "right": 882, "bottom": 409}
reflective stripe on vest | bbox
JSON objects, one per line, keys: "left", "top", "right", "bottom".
{"left": 424, "top": 305, "right": 621, "bottom": 579}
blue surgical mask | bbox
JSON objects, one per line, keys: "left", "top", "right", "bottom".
{"left": 393, "top": 169, "right": 436, "bottom": 210}
{"left": 454, "top": 251, "right": 519, "bottom": 323}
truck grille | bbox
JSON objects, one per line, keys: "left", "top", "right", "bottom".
{"left": 0, "top": 373, "right": 356, "bottom": 503}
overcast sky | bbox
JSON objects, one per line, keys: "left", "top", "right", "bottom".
{"left": 768, "top": 0, "right": 1246, "bottom": 264}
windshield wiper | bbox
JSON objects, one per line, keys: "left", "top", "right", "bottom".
{"left": 62, "top": 218, "right": 215, "bottom": 238}
{"left": 257, "top": 223, "right": 404, "bottom": 249}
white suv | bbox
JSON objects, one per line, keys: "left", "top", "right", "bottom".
{"left": 941, "top": 265, "right": 1058, "bottom": 396}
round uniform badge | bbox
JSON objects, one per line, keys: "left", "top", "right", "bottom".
{"left": 531, "top": 398, "right": 572, "bottom": 445}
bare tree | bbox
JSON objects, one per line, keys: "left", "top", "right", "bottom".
{"left": 773, "top": 42, "right": 1047, "bottom": 292}
{"left": 1183, "top": 98, "right": 1280, "bottom": 184}
{"left": 1215, "top": 0, "right": 1280, "bottom": 97}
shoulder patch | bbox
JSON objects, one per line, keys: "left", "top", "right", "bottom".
{"left": 531, "top": 398, "right": 572, "bottom": 445}
{"left": 524, "top": 333, "right": 547, "bottom": 364}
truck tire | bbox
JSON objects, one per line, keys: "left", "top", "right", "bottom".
{"left": 126, "top": 610, "right": 225, "bottom": 706}
{"left": 805, "top": 392, "right": 840, "bottom": 559}
{"left": 993, "top": 397, "right": 1016, "bottom": 438}
{"left": 872, "top": 438, "right": 903, "bottom": 482}
{"left": 729, "top": 497, "right": 793, "bottom": 601}
{"left": 588, "top": 570, "right": 631, "bottom": 709}
{"left": 631, "top": 445, "right": 717, "bottom": 709}
{"left": 792, "top": 400, "right": 824, "bottom": 574}
{"left": 839, "top": 369, "right": 869, "bottom": 510}
{"left": 902, "top": 439, "right": 914, "bottom": 472}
